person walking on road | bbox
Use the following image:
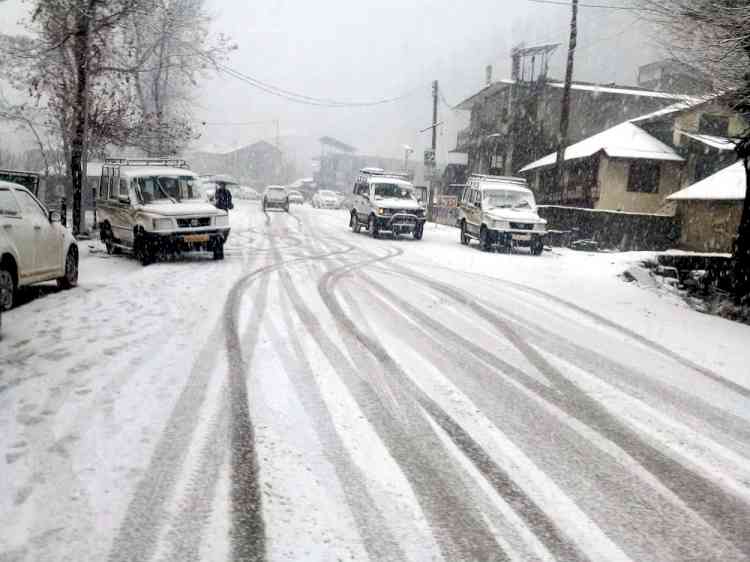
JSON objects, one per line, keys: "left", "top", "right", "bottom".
{"left": 214, "top": 182, "right": 234, "bottom": 212}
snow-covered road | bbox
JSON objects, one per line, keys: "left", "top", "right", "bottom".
{"left": 2, "top": 201, "right": 750, "bottom": 561}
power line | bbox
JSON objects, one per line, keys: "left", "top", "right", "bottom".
{"left": 528, "top": 0, "right": 638, "bottom": 9}
{"left": 215, "top": 62, "right": 422, "bottom": 108}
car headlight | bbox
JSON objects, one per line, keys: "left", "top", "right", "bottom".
{"left": 377, "top": 208, "right": 385, "bottom": 215}
{"left": 534, "top": 222, "right": 546, "bottom": 231}
{"left": 492, "top": 220, "right": 510, "bottom": 230}
{"left": 215, "top": 215, "right": 229, "bottom": 227}
{"left": 153, "top": 218, "right": 173, "bottom": 230}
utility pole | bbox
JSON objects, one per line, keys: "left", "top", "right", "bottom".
{"left": 431, "top": 80, "right": 438, "bottom": 153}
{"left": 554, "top": 0, "right": 578, "bottom": 201}
{"left": 429, "top": 80, "right": 439, "bottom": 221}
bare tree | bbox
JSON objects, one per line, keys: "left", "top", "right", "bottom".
{"left": 104, "top": 0, "right": 234, "bottom": 155}
{"left": 638, "top": 0, "right": 750, "bottom": 300}
{"left": 0, "top": 0, "right": 231, "bottom": 233}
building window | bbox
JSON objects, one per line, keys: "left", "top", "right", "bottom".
{"left": 699, "top": 114, "right": 730, "bottom": 137}
{"left": 627, "top": 161, "right": 660, "bottom": 193}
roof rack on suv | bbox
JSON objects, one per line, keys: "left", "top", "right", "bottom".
{"left": 468, "top": 174, "right": 527, "bottom": 187}
{"left": 104, "top": 157, "right": 190, "bottom": 169}
{"left": 358, "top": 168, "right": 411, "bottom": 180}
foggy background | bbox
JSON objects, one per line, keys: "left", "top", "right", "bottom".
{"left": 1, "top": 0, "right": 662, "bottom": 172}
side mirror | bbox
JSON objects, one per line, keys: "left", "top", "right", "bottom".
{"left": 49, "top": 210, "right": 61, "bottom": 223}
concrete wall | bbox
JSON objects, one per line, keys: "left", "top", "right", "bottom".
{"left": 677, "top": 200, "right": 743, "bottom": 253}
{"left": 595, "top": 157, "right": 683, "bottom": 214}
{"left": 538, "top": 205, "right": 680, "bottom": 250}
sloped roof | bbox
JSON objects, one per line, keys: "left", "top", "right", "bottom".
{"left": 668, "top": 161, "right": 746, "bottom": 201}
{"left": 677, "top": 131, "right": 736, "bottom": 151}
{"left": 454, "top": 79, "right": 694, "bottom": 111}
{"left": 519, "top": 121, "right": 684, "bottom": 173}
{"left": 319, "top": 136, "right": 356, "bottom": 153}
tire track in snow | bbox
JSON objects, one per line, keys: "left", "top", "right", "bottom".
{"left": 265, "top": 298, "right": 409, "bottom": 562}
{"left": 278, "top": 250, "right": 513, "bottom": 561}
{"left": 381, "top": 264, "right": 750, "bottom": 559}
{"left": 373, "top": 265, "right": 750, "bottom": 453}
{"left": 355, "top": 271, "right": 743, "bottom": 561}
{"left": 414, "top": 261, "right": 750, "bottom": 399}
{"left": 158, "top": 389, "right": 229, "bottom": 562}
{"left": 223, "top": 228, "right": 355, "bottom": 562}
{"left": 316, "top": 256, "right": 590, "bottom": 562}
{"left": 107, "top": 320, "right": 229, "bottom": 562}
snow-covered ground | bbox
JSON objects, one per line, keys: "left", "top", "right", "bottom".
{"left": 1, "top": 201, "right": 749, "bottom": 561}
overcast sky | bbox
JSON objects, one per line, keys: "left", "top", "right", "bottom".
{"left": 1, "top": 0, "right": 662, "bottom": 164}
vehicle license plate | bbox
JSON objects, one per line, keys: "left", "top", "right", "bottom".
{"left": 512, "top": 233, "right": 531, "bottom": 241}
{"left": 184, "top": 234, "right": 209, "bottom": 243}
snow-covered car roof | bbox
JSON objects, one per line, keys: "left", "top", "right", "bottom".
{"left": 370, "top": 177, "right": 414, "bottom": 187}
{"left": 469, "top": 175, "right": 530, "bottom": 194}
{"left": 120, "top": 166, "right": 199, "bottom": 179}
{"left": 265, "top": 185, "right": 286, "bottom": 191}
{"left": 668, "top": 161, "right": 746, "bottom": 201}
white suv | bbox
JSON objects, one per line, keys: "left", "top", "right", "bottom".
{"left": 96, "top": 158, "right": 230, "bottom": 264}
{"left": 0, "top": 179, "right": 79, "bottom": 311}
{"left": 349, "top": 168, "right": 426, "bottom": 239}
{"left": 458, "top": 174, "right": 546, "bottom": 255}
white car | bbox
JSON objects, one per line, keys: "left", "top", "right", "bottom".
{"left": 288, "top": 190, "right": 304, "bottom": 205}
{"left": 312, "top": 190, "right": 340, "bottom": 209}
{"left": 458, "top": 174, "right": 547, "bottom": 254}
{"left": 349, "top": 169, "right": 426, "bottom": 239}
{"left": 97, "top": 158, "right": 230, "bottom": 264}
{"left": 262, "top": 186, "right": 289, "bottom": 212}
{"left": 0, "top": 179, "right": 79, "bottom": 311}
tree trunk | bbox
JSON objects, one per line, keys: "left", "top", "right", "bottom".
{"left": 70, "top": 1, "right": 94, "bottom": 236}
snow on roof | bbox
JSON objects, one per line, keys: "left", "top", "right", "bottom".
{"left": 519, "top": 122, "right": 684, "bottom": 173}
{"left": 629, "top": 95, "right": 718, "bottom": 124}
{"left": 668, "top": 161, "right": 746, "bottom": 201}
{"left": 120, "top": 166, "right": 198, "bottom": 178}
{"left": 677, "top": 131, "right": 736, "bottom": 151}
{"left": 454, "top": 79, "right": 694, "bottom": 110}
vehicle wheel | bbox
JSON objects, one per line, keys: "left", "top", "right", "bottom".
{"left": 531, "top": 239, "right": 544, "bottom": 256}
{"left": 479, "top": 226, "right": 491, "bottom": 252}
{"left": 350, "top": 212, "right": 361, "bottom": 233}
{"left": 213, "top": 241, "right": 225, "bottom": 260}
{"left": 57, "top": 246, "right": 79, "bottom": 289}
{"left": 0, "top": 265, "right": 16, "bottom": 311}
{"left": 368, "top": 215, "right": 379, "bottom": 238}
{"left": 413, "top": 223, "right": 424, "bottom": 240}
{"left": 460, "top": 221, "right": 470, "bottom": 245}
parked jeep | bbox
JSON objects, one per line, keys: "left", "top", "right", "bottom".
{"left": 96, "top": 158, "right": 230, "bottom": 265}
{"left": 458, "top": 174, "right": 546, "bottom": 255}
{"left": 349, "top": 168, "right": 426, "bottom": 239}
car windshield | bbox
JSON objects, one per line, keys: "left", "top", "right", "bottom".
{"left": 268, "top": 188, "right": 286, "bottom": 195}
{"left": 319, "top": 190, "right": 335, "bottom": 197}
{"left": 135, "top": 176, "right": 200, "bottom": 203}
{"left": 483, "top": 189, "right": 535, "bottom": 210}
{"left": 373, "top": 183, "right": 415, "bottom": 200}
